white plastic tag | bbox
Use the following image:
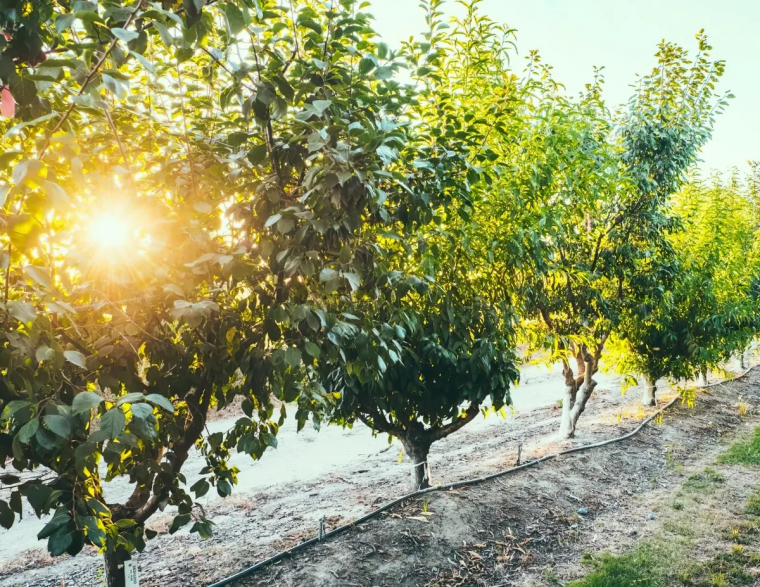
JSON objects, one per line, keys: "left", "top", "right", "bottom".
{"left": 124, "top": 560, "right": 140, "bottom": 587}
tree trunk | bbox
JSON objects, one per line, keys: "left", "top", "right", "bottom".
{"left": 739, "top": 352, "right": 746, "bottom": 370}
{"left": 698, "top": 371, "right": 708, "bottom": 387}
{"left": 560, "top": 349, "right": 598, "bottom": 439}
{"left": 104, "top": 547, "right": 130, "bottom": 587}
{"left": 558, "top": 378, "right": 577, "bottom": 439}
{"left": 642, "top": 376, "right": 656, "bottom": 407}
{"left": 399, "top": 433, "right": 431, "bottom": 491}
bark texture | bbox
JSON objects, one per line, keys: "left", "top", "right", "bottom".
{"left": 558, "top": 343, "right": 604, "bottom": 439}
{"left": 642, "top": 376, "right": 657, "bottom": 407}
{"left": 400, "top": 434, "right": 431, "bottom": 490}
{"left": 104, "top": 547, "right": 130, "bottom": 587}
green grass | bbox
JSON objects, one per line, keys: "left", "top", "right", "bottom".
{"left": 683, "top": 467, "right": 726, "bottom": 491}
{"left": 568, "top": 551, "right": 663, "bottom": 587}
{"left": 568, "top": 547, "right": 760, "bottom": 587}
{"left": 723, "top": 520, "right": 760, "bottom": 545}
{"left": 745, "top": 491, "right": 760, "bottom": 516}
{"left": 717, "top": 428, "right": 760, "bottom": 465}
{"left": 569, "top": 480, "right": 760, "bottom": 587}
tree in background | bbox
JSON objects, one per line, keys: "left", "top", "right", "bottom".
{"left": 610, "top": 171, "right": 760, "bottom": 405}
{"left": 303, "top": 0, "right": 521, "bottom": 490}
{"left": 476, "top": 32, "right": 729, "bottom": 438}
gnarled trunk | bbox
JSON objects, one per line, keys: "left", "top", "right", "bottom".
{"left": 558, "top": 367, "right": 578, "bottom": 439}
{"left": 642, "top": 376, "right": 657, "bottom": 407}
{"left": 559, "top": 346, "right": 600, "bottom": 439}
{"left": 399, "top": 431, "right": 431, "bottom": 491}
{"left": 104, "top": 546, "right": 130, "bottom": 587}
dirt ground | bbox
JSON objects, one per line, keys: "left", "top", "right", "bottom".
{"left": 1, "top": 364, "right": 758, "bottom": 587}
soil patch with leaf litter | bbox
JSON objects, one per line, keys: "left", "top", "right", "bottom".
{"left": 238, "top": 370, "right": 760, "bottom": 587}
{"left": 3, "top": 366, "right": 760, "bottom": 586}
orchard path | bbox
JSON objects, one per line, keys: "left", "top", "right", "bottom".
{"left": 0, "top": 360, "right": 753, "bottom": 586}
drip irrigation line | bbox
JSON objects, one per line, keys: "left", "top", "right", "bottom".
{"left": 206, "top": 366, "right": 756, "bottom": 587}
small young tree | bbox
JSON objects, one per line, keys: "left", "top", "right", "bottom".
{"left": 611, "top": 172, "right": 760, "bottom": 403}
{"left": 476, "top": 33, "right": 729, "bottom": 438}
{"left": 320, "top": 276, "right": 517, "bottom": 489}
{"left": 302, "top": 1, "right": 522, "bottom": 489}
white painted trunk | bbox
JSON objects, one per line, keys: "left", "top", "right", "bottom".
{"left": 559, "top": 383, "right": 576, "bottom": 439}
{"left": 400, "top": 437, "right": 431, "bottom": 490}
{"left": 642, "top": 377, "right": 656, "bottom": 407}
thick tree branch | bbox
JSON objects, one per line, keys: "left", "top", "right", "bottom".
{"left": 429, "top": 403, "right": 480, "bottom": 442}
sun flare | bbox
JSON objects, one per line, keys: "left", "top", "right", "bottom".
{"left": 88, "top": 213, "right": 130, "bottom": 250}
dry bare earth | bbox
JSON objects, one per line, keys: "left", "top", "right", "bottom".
{"left": 239, "top": 370, "right": 760, "bottom": 587}
{"left": 1, "top": 365, "right": 757, "bottom": 586}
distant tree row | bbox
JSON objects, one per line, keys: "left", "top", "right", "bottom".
{"left": 0, "top": 1, "right": 756, "bottom": 585}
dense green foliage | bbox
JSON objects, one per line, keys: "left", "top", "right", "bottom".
{"left": 610, "top": 172, "right": 760, "bottom": 402}
{"left": 0, "top": 0, "right": 756, "bottom": 583}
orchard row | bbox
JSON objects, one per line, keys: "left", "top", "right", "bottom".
{"left": 0, "top": 2, "right": 755, "bottom": 586}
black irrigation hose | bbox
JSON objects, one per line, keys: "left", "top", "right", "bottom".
{"left": 206, "top": 366, "right": 756, "bottom": 587}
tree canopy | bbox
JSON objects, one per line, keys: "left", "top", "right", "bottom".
{"left": 0, "top": 1, "right": 753, "bottom": 585}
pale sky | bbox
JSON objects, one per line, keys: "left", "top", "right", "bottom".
{"left": 368, "top": 0, "right": 759, "bottom": 173}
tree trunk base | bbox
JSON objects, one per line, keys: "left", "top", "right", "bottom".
{"left": 104, "top": 547, "right": 130, "bottom": 587}
{"left": 400, "top": 436, "right": 431, "bottom": 491}
{"left": 642, "top": 380, "right": 656, "bottom": 407}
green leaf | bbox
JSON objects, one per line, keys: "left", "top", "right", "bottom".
{"left": 82, "top": 516, "right": 106, "bottom": 547}
{"left": 130, "top": 51, "right": 156, "bottom": 74}
{"left": 130, "top": 403, "right": 153, "bottom": 419}
{"left": 35, "top": 345, "right": 55, "bottom": 363}
{"left": 145, "top": 394, "right": 175, "bottom": 413}
{"left": 41, "top": 181, "right": 70, "bottom": 209}
{"left": 247, "top": 144, "right": 268, "bottom": 165}
{"left": 6, "top": 300, "right": 36, "bottom": 323}
{"left": 98, "top": 409, "right": 126, "bottom": 440}
{"left": 0, "top": 500, "right": 13, "bottom": 530}
{"left": 113, "top": 519, "right": 137, "bottom": 529}
{"left": 17, "top": 418, "right": 39, "bottom": 443}
{"left": 311, "top": 100, "right": 332, "bottom": 116}
{"left": 375, "top": 66, "right": 393, "bottom": 80}
{"left": 24, "top": 265, "right": 52, "bottom": 288}
{"left": 47, "top": 523, "right": 76, "bottom": 556}
{"left": 216, "top": 479, "right": 232, "bottom": 497}
{"left": 153, "top": 22, "right": 173, "bottom": 47}
{"left": 111, "top": 28, "right": 139, "bottom": 43}
{"left": 359, "top": 57, "right": 376, "bottom": 74}
{"left": 168, "top": 513, "right": 191, "bottom": 534}
{"left": 55, "top": 13, "right": 76, "bottom": 32}
{"left": 190, "top": 478, "right": 210, "bottom": 498}
{"left": 115, "top": 392, "right": 146, "bottom": 406}
{"left": 319, "top": 268, "right": 338, "bottom": 282}
{"left": 38, "top": 511, "right": 70, "bottom": 540}
{"left": 44, "top": 415, "right": 71, "bottom": 439}
{"left": 285, "top": 347, "right": 301, "bottom": 368}
{"left": 224, "top": 3, "right": 245, "bottom": 35}
{"left": 305, "top": 342, "right": 321, "bottom": 358}
{"left": 1, "top": 400, "right": 31, "bottom": 421}
{"left": 11, "top": 159, "right": 47, "bottom": 186}
{"left": 71, "top": 392, "right": 103, "bottom": 414}
{"left": 64, "top": 350, "right": 87, "bottom": 368}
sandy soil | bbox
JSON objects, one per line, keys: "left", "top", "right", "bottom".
{"left": 0, "top": 358, "right": 753, "bottom": 587}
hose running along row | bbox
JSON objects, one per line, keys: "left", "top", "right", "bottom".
{"left": 206, "top": 366, "right": 756, "bottom": 587}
